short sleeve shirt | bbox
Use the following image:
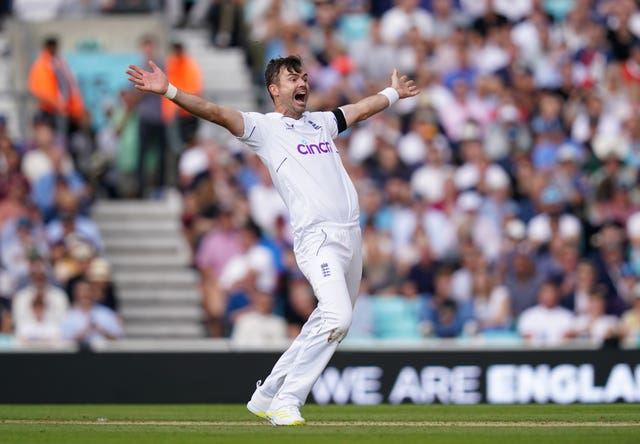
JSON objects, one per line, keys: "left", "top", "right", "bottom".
{"left": 238, "top": 111, "right": 359, "bottom": 238}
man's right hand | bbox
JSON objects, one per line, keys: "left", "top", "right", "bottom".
{"left": 126, "top": 60, "right": 169, "bottom": 95}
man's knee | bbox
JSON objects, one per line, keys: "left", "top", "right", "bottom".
{"left": 326, "top": 310, "right": 352, "bottom": 343}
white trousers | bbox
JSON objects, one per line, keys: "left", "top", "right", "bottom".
{"left": 259, "top": 223, "right": 362, "bottom": 410}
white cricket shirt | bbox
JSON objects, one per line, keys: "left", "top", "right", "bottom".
{"left": 238, "top": 111, "right": 359, "bottom": 239}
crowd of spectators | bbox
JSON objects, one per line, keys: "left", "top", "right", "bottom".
{"left": 4, "top": 0, "right": 640, "bottom": 348}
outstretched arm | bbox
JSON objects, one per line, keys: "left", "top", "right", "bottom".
{"left": 126, "top": 61, "right": 245, "bottom": 137}
{"left": 340, "top": 69, "right": 420, "bottom": 128}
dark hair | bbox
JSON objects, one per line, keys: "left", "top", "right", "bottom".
{"left": 264, "top": 55, "right": 303, "bottom": 102}
{"left": 44, "top": 36, "right": 58, "bottom": 50}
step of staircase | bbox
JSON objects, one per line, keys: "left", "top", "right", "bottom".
{"left": 93, "top": 192, "right": 206, "bottom": 340}
{"left": 124, "top": 322, "right": 206, "bottom": 338}
{"left": 120, "top": 305, "right": 203, "bottom": 322}
{"left": 121, "top": 288, "right": 201, "bottom": 304}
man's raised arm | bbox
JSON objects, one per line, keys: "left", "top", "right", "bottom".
{"left": 340, "top": 69, "right": 420, "bottom": 129}
{"left": 126, "top": 60, "right": 245, "bottom": 137}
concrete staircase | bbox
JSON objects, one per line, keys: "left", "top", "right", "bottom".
{"left": 92, "top": 191, "right": 206, "bottom": 338}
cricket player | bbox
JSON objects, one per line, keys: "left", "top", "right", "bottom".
{"left": 126, "top": 55, "right": 419, "bottom": 425}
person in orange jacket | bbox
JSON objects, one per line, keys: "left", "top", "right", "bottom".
{"left": 163, "top": 41, "right": 203, "bottom": 145}
{"left": 28, "top": 37, "right": 86, "bottom": 133}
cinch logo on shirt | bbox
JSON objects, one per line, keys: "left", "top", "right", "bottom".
{"left": 297, "top": 141, "right": 333, "bottom": 155}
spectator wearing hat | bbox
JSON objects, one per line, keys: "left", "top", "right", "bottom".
{"left": 478, "top": 164, "right": 518, "bottom": 260}
{"left": 60, "top": 238, "right": 96, "bottom": 299}
{"left": 554, "top": 142, "right": 588, "bottom": 210}
{"left": 87, "top": 257, "right": 118, "bottom": 312}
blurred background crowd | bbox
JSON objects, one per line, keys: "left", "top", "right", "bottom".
{"left": 2, "top": 0, "right": 640, "bottom": 349}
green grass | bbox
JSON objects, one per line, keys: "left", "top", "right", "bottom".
{"left": 0, "top": 404, "right": 638, "bottom": 444}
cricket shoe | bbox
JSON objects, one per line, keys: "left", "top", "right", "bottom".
{"left": 246, "top": 380, "right": 272, "bottom": 420}
{"left": 268, "top": 405, "right": 306, "bottom": 426}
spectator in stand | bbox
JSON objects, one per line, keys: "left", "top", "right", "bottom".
{"left": 350, "top": 17, "right": 397, "bottom": 86}
{"left": 195, "top": 205, "right": 243, "bottom": 336}
{"left": 572, "top": 286, "right": 620, "bottom": 347}
{"left": 589, "top": 222, "right": 631, "bottom": 315}
{"left": 31, "top": 147, "right": 87, "bottom": 223}
{"left": 220, "top": 220, "right": 277, "bottom": 330}
{"left": 421, "top": 264, "right": 474, "bottom": 338}
{"left": 380, "top": 0, "right": 433, "bottom": 46}
{"left": 281, "top": 275, "right": 317, "bottom": 338}
{"left": 21, "top": 113, "right": 74, "bottom": 187}
{"left": 14, "top": 297, "right": 63, "bottom": 346}
{"left": 231, "top": 290, "right": 288, "bottom": 349}
{"left": 27, "top": 36, "right": 86, "bottom": 139}
{"left": 0, "top": 175, "right": 30, "bottom": 233}
{"left": 12, "top": 257, "right": 68, "bottom": 334}
{"left": 100, "top": 88, "right": 140, "bottom": 198}
{"left": 503, "top": 244, "right": 547, "bottom": 318}
{"left": 163, "top": 41, "right": 203, "bottom": 146}
{"left": 518, "top": 279, "right": 575, "bottom": 346}
{"left": 405, "top": 232, "right": 440, "bottom": 297}
{"left": 450, "top": 242, "right": 485, "bottom": 304}
{"left": 86, "top": 257, "right": 118, "bottom": 312}
{"left": 626, "top": 212, "right": 640, "bottom": 280}
{"left": 0, "top": 132, "right": 27, "bottom": 203}
{"left": 361, "top": 220, "right": 397, "bottom": 294}
{"left": 248, "top": 162, "right": 288, "bottom": 238}
{"left": 45, "top": 193, "right": 102, "bottom": 253}
{"left": 60, "top": 277, "right": 123, "bottom": 345}
{"left": 133, "top": 34, "right": 169, "bottom": 198}
{"left": 620, "top": 283, "right": 640, "bottom": 344}
{"left": 467, "top": 266, "right": 512, "bottom": 334}
{"left": 560, "top": 258, "right": 599, "bottom": 317}
{"left": 0, "top": 216, "right": 49, "bottom": 298}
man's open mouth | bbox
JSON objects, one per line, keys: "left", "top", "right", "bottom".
{"left": 294, "top": 91, "right": 307, "bottom": 105}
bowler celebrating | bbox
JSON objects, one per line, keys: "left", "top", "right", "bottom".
{"left": 126, "top": 55, "right": 419, "bottom": 425}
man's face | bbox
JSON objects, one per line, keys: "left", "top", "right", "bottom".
{"left": 271, "top": 66, "right": 309, "bottom": 118}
